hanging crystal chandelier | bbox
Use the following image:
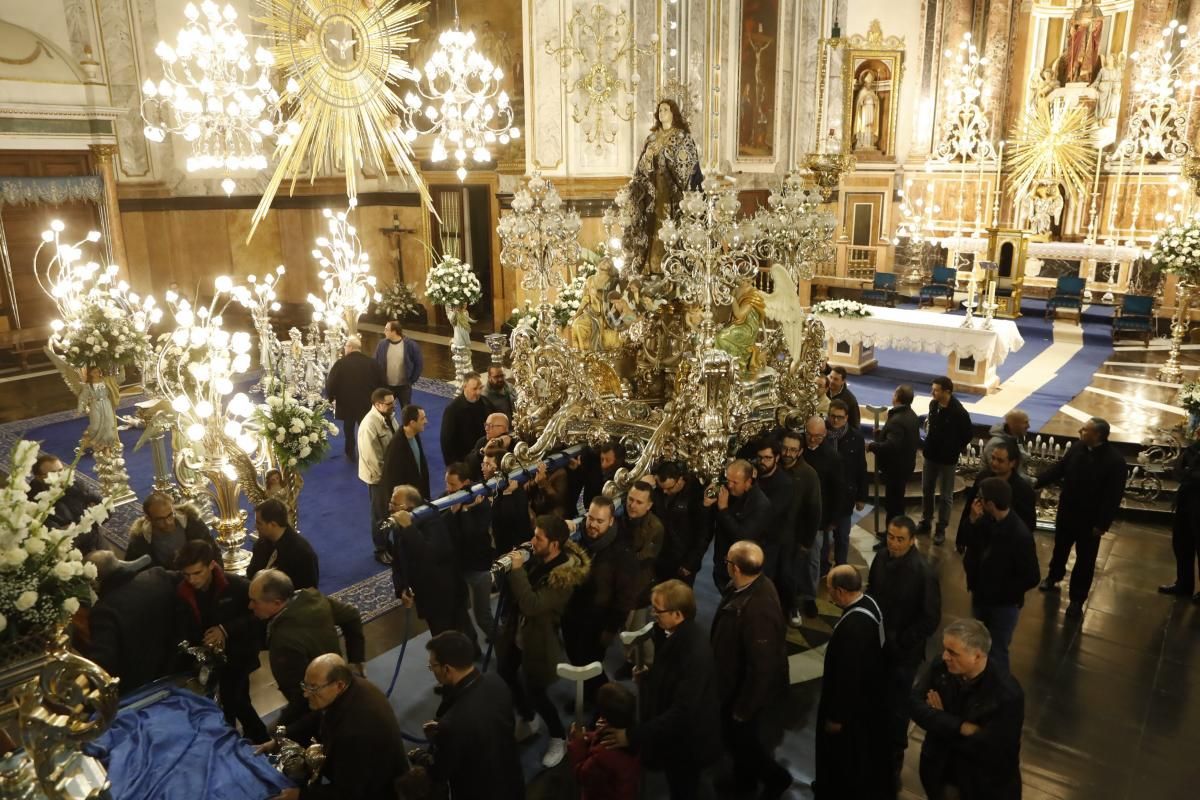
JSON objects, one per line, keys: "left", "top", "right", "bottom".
{"left": 140, "top": 1, "right": 285, "bottom": 177}
{"left": 400, "top": 1, "right": 520, "bottom": 181}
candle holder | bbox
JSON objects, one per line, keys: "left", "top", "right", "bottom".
{"left": 1160, "top": 280, "right": 1192, "bottom": 383}
{"left": 978, "top": 260, "right": 999, "bottom": 329}
{"left": 961, "top": 265, "right": 980, "bottom": 328}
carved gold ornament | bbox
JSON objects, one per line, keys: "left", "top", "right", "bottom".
{"left": 1007, "top": 102, "right": 1097, "bottom": 204}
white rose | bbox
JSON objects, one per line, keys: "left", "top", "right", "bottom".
{"left": 62, "top": 597, "right": 80, "bottom": 615}
{"left": 288, "top": 457, "right": 298, "bottom": 466}
{"left": 24, "top": 536, "right": 46, "bottom": 556}
{"left": 53, "top": 561, "right": 75, "bottom": 581}
{"left": 15, "top": 590, "right": 38, "bottom": 612}
{"left": 275, "top": 431, "right": 285, "bottom": 443}
{"left": 299, "top": 446, "right": 312, "bottom": 458}
{"left": 82, "top": 561, "right": 98, "bottom": 580}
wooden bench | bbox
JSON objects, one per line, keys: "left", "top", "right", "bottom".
{"left": 0, "top": 325, "right": 52, "bottom": 370}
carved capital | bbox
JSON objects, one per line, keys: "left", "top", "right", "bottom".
{"left": 89, "top": 143, "right": 119, "bottom": 166}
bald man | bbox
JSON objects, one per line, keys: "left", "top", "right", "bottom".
{"left": 264, "top": 653, "right": 409, "bottom": 800}
{"left": 465, "top": 412, "right": 515, "bottom": 480}
{"left": 800, "top": 416, "right": 845, "bottom": 618}
{"left": 709, "top": 541, "right": 792, "bottom": 797}
{"left": 703, "top": 459, "right": 771, "bottom": 590}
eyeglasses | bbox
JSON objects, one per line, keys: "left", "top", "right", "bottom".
{"left": 828, "top": 413, "right": 847, "bottom": 421}
{"left": 650, "top": 606, "right": 673, "bottom": 616}
{"left": 427, "top": 661, "right": 444, "bottom": 672}
{"left": 300, "top": 680, "right": 334, "bottom": 694}
{"left": 148, "top": 511, "right": 174, "bottom": 523}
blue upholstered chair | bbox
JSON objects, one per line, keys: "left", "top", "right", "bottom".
{"left": 1045, "top": 276, "right": 1086, "bottom": 322}
{"left": 918, "top": 266, "right": 958, "bottom": 308}
{"left": 862, "top": 272, "right": 898, "bottom": 307}
{"left": 1111, "top": 294, "right": 1155, "bottom": 345}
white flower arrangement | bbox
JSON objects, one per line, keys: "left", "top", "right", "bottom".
{"left": 375, "top": 280, "right": 423, "bottom": 322}
{"left": 1149, "top": 221, "right": 1200, "bottom": 283}
{"left": 53, "top": 295, "right": 154, "bottom": 374}
{"left": 0, "top": 440, "right": 109, "bottom": 641}
{"left": 812, "top": 299, "right": 872, "bottom": 318}
{"left": 1180, "top": 381, "right": 1200, "bottom": 415}
{"left": 424, "top": 256, "right": 482, "bottom": 308}
{"left": 251, "top": 388, "right": 339, "bottom": 471}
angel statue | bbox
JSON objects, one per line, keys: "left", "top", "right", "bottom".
{"left": 714, "top": 278, "right": 766, "bottom": 376}
{"left": 447, "top": 305, "right": 474, "bottom": 349}
{"left": 761, "top": 265, "right": 808, "bottom": 373}
{"left": 1022, "top": 181, "right": 1064, "bottom": 238}
{"left": 626, "top": 99, "right": 702, "bottom": 274}
{"left": 78, "top": 365, "right": 120, "bottom": 452}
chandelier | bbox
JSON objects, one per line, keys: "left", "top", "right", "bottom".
{"left": 140, "top": 1, "right": 285, "bottom": 177}
{"left": 752, "top": 172, "right": 835, "bottom": 283}
{"left": 497, "top": 173, "right": 582, "bottom": 327}
{"left": 400, "top": 2, "right": 520, "bottom": 181}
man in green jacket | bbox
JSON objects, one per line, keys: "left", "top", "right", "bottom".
{"left": 248, "top": 569, "right": 365, "bottom": 727}
{"left": 496, "top": 515, "right": 590, "bottom": 770}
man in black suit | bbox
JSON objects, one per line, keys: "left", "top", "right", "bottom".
{"left": 827, "top": 399, "right": 868, "bottom": 567}
{"left": 702, "top": 459, "right": 771, "bottom": 590}
{"left": 246, "top": 499, "right": 320, "bottom": 590}
{"left": 325, "top": 335, "right": 384, "bottom": 459}
{"left": 383, "top": 403, "right": 431, "bottom": 500}
{"left": 826, "top": 365, "right": 861, "bottom": 431}
{"left": 601, "top": 580, "right": 722, "bottom": 800}
{"left": 868, "top": 384, "right": 921, "bottom": 527}
{"left": 423, "top": 632, "right": 524, "bottom": 800}
{"left": 440, "top": 372, "right": 493, "bottom": 466}
{"left": 956, "top": 439, "right": 1037, "bottom": 552}
{"left": 175, "top": 539, "right": 267, "bottom": 742}
{"left": 801, "top": 416, "right": 844, "bottom": 618}
{"left": 815, "top": 565, "right": 891, "bottom": 798}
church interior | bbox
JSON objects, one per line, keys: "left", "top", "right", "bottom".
{"left": 1, "top": 0, "right": 1200, "bottom": 798}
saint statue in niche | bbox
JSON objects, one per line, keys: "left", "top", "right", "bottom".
{"left": 626, "top": 99, "right": 701, "bottom": 273}
{"left": 1065, "top": 0, "right": 1104, "bottom": 84}
{"left": 853, "top": 70, "right": 881, "bottom": 151}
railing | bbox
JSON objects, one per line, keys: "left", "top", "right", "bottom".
{"left": 846, "top": 247, "right": 879, "bottom": 281}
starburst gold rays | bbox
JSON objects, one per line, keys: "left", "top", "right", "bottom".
{"left": 1007, "top": 103, "right": 1098, "bottom": 203}
{"left": 250, "top": 0, "right": 431, "bottom": 240}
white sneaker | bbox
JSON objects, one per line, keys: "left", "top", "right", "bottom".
{"left": 542, "top": 737, "right": 566, "bottom": 768}
{"left": 514, "top": 716, "right": 541, "bottom": 741}
{"left": 789, "top": 610, "right": 804, "bottom": 628}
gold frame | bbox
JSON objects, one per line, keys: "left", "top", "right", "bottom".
{"left": 986, "top": 227, "right": 1029, "bottom": 319}
{"left": 837, "top": 20, "right": 905, "bottom": 161}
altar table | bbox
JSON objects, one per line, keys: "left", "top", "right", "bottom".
{"left": 819, "top": 306, "right": 1024, "bottom": 394}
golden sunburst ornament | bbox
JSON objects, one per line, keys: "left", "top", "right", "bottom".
{"left": 1007, "top": 103, "right": 1098, "bottom": 203}
{"left": 251, "top": 0, "right": 431, "bottom": 238}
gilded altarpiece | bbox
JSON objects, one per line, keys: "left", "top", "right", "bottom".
{"left": 839, "top": 21, "right": 905, "bottom": 162}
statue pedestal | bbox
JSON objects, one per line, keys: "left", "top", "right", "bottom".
{"left": 1049, "top": 83, "right": 1097, "bottom": 114}
{"left": 827, "top": 337, "right": 877, "bottom": 374}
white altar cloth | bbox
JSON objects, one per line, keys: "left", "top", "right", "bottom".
{"left": 817, "top": 306, "right": 1024, "bottom": 365}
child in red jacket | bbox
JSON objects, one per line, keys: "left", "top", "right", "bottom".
{"left": 566, "top": 683, "right": 641, "bottom": 800}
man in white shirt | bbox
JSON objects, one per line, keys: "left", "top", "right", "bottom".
{"left": 357, "top": 388, "right": 397, "bottom": 564}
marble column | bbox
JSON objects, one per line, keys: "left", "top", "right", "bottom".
{"left": 1186, "top": 0, "right": 1200, "bottom": 145}
{"left": 89, "top": 144, "right": 128, "bottom": 269}
{"left": 932, "top": 0, "right": 974, "bottom": 155}
{"left": 980, "top": 0, "right": 1015, "bottom": 141}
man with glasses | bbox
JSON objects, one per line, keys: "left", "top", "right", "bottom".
{"left": 247, "top": 568, "right": 365, "bottom": 727}
{"left": 1035, "top": 417, "right": 1126, "bottom": 616}
{"left": 260, "top": 653, "right": 408, "bottom": 800}
{"left": 600, "top": 580, "right": 721, "bottom": 799}
{"left": 466, "top": 412, "right": 515, "bottom": 480}
{"left": 125, "top": 491, "right": 214, "bottom": 569}
{"left": 357, "top": 387, "right": 397, "bottom": 564}
{"left": 826, "top": 366, "right": 862, "bottom": 431}
{"left": 801, "top": 416, "right": 844, "bottom": 618}
{"left": 779, "top": 431, "right": 823, "bottom": 624}
{"left": 827, "top": 399, "right": 868, "bottom": 567}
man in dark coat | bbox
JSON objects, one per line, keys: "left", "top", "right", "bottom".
{"left": 125, "top": 492, "right": 214, "bottom": 569}
{"left": 385, "top": 485, "right": 478, "bottom": 650}
{"left": 922, "top": 376, "right": 975, "bottom": 544}
{"left": 483, "top": 451, "right": 532, "bottom": 554}
{"left": 780, "top": 430, "right": 823, "bottom": 625}
{"left": 372, "top": 320, "right": 423, "bottom": 409}
{"left": 84, "top": 552, "right": 179, "bottom": 695}
{"left": 911, "top": 619, "right": 1025, "bottom": 800}
{"left": 868, "top": 384, "right": 922, "bottom": 524}
{"left": 268, "top": 654, "right": 408, "bottom": 800}
{"left": 801, "top": 417, "right": 844, "bottom": 617}
{"left": 484, "top": 364, "right": 517, "bottom": 419}
{"left": 175, "top": 539, "right": 267, "bottom": 742}
{"left": 29, "top": 453, "right": 106, "bottom": 554}
{"left": 1035, "top": 417, "right": 1127, "bottom": 616}
{"left": 961, "top": 478, "right": 1041, "bottom": 675}
{"left": 867, "top": 516, "right": 942, "bottom": 773}
{"left": 710, "top": 541, "right": 792, "bottom": 799}
{"left": 248, "top": 569, "right": 365, "bottom": 727}
{"left": 956, "top": 439, "right": 1037, "bottom": 552}
{"left": 828, "top": 398, "right": 868, "bottom": 566}
{"left": 601, "top": 579, "right": 722, "bottom": 799}
{"left": 650, "top": 460, "right": 709, "bottom": 584}
{"left": 562, "top": 496, "right": 638, "bottom": 703}
{"left": 815, "top": 565, "right": 891, "bottom": 798}
{"left": 827, "top": 365, "right": 862, "bottom": 431}
{"left": 325, "top": 335, "right": 384, "bottom": 458}
{"left": 444, "top": 463, "right": 496, "bottom": 640}
{"left": 424, "top": 632, "right": 524, "bottom": 800}
{"left": 439, "top": 372, "right": 494, "bottom": 466}
{"left": 383, "top": 403, "right": 431, "bottom": 500}
{"left": 702, "top": 459, "right": 771, "bottom": 589}
{"left": 751, "top": 438, "right": 797, "bottom": 584}
{"left": 246, "top": 499, "right": 320, "bottom": 590}
{"left": 1160, "top": 428, "right": 1200, "bottom": 601}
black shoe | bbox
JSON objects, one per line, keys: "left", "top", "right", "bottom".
{"left": 1064, "top": 601, "right": 1084, "bottom": 617}
{"left": 374, "top": 550, "right": 393, "bottom": 566}
{"left": 933, "top": 527, "right": 946, "bottom": 545}
{"left": 1038, "top": 578, "right": 1060, "bottom": 592}
{"left": 917, "top": 519, "right": 932, "bottom": 535}
{"left": 1158, "top": 583, "right": 1193, "bottom": 596}
{"left": 804, "top": 598, "right": 819, "bottom": 618}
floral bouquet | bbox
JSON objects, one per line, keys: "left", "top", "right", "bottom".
{"left": 1, "top": 440, "right": 108, "bottom": 642}
{"left": 506, "top": 301, "right": 539, "bottom": 332}
{"left": 1180, "top": 381, "right": 1200, "bottom": 419}
{"left": 52, "top": 296, "right": 154, "bottom": 374}
{"left": 424, "top": 256, "right": 482, "bottom": 309}
{"left": 252, "top": 390, "right": 339, "bottom": 471}
{"left": 812, "top": 299, "right": 872, "bottom": 318}
{"left": 374, "top": 280, "right": 424, "bottom": 322}
{"left": 1149, "top": 221, "right": 1200, "bottom": 283}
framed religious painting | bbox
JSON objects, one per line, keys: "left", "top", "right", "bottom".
{"left": 735, "top": 0, "right": 780, "bottom": 159}
{"left": 838, "top": 20, "right": 905, "bottom": 162}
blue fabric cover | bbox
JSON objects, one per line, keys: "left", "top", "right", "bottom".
{"left": 87, "top": 686, "right": 293, "bottom": 800}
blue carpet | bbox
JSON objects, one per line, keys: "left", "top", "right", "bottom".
{"left": 845, "top": 302, "right": 1114, "bottom": 432}
{"left": 17, "top": 379, "right": 456, "bottom": 602}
